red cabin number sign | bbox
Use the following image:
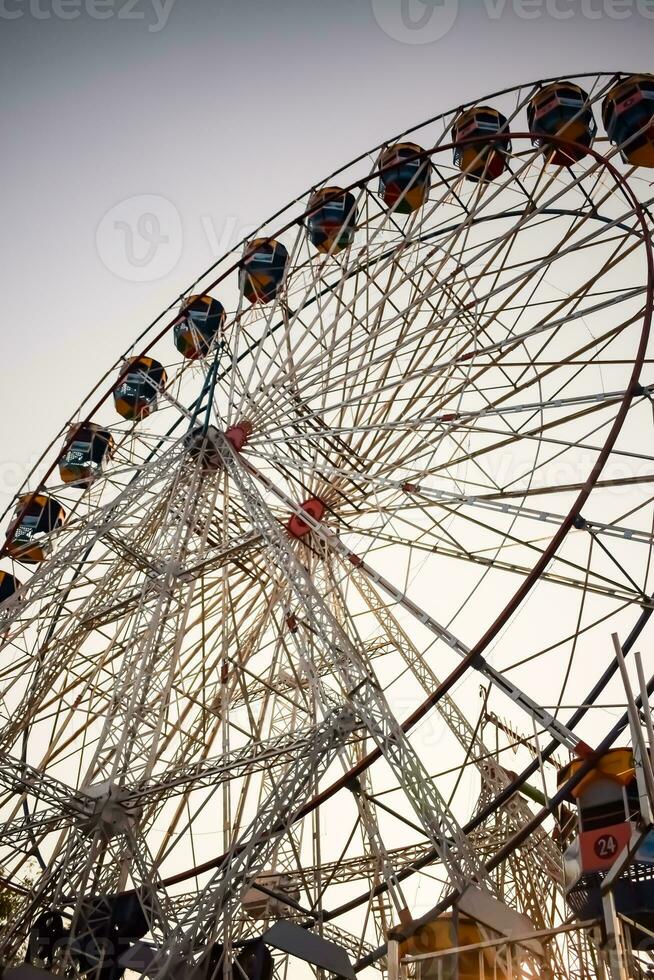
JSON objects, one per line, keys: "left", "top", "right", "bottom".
{"left": 580, "top": 823, "right": 632, "bottom": 873}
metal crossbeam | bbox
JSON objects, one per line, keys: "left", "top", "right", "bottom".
{"left": 149, "top": 704, "right": 357, "bottom": 971}
{"left": 217, "top": 436, "right": 493, "bottom": 894}
{"left": 246, "top": 459, "right": 583, "bottom": 752}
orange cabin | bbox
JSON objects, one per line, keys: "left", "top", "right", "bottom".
{"left": 602, "top": 74, "right": 654, "bottom": 168}
{"left": 528, "top": 81, "right": 596, "bottom": 165}
{"left": 174, "top": 295, "right": 226, "bottom": 360}
{"left": 58, "top": 423, "right": 115, "bottom": 488}
{"left": 240, "top": 239, "right": 289, "bottom": 304}
{"left": 113, "top": 356, "right": 167, "bottom": 421}
{"left": 306, "top": 187, "right": 357, "bottom": 254}
{"left": 0, "top": 570, "right": 21, "bottom": 606}
{"left": 452, "top": 106, "right": 511, "bottom": 181}
{"left": 378, "top": 143, "right": 431, "bottom": 214}
{"left": 5, "top": 494, "right": 66, "bottom": 564}
{"left": 398, "top": 914, "right": 496, "bottom": 980}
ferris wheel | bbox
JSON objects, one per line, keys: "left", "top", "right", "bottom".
{"left": 0, "top": 71, "right": 654, "bottom": 980}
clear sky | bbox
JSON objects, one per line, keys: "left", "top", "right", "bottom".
{"left": 0, "top": 0, "right": 652, "bottom": 515}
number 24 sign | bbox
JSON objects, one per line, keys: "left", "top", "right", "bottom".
{"left": 581, "top": 823, "right": 631, "bottom": 872}
{"left": 594, "top": 834, "right": 618, "bottom": 859}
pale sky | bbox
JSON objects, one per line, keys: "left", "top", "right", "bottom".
{"left": 1, "top": 5, "right": 653, "bottom": 957}
{"left": 0, "top": 0, "right": 652, "bottom": 517}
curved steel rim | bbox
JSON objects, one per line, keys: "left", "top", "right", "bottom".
{"left": 0, "top": 70, "right": 632, "bottom": 530}
{"left": 151, "top": 131, "right": 654, "bottom": 898}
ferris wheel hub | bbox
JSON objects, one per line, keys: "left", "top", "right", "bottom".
{"left": 287, "top": 498, "right": 326, "bottom": 539}
{"left": 185, "top": 421, "right": 252, "bottom": 471}
{"left": 79, "top": 782, "right": 142, "bottom": 840}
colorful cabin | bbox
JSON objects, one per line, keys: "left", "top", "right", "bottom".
{"left": 558, "top": 748, "right": 654, "bottom": 943}
{"left": 113, "top": 356, "right": 167, "bottom": 421}
{"left": 392, "top": 893, "right": 540, "bottom": 980}
{"left": 287, "top": 498, "right": 325, "bottom": 539}
{"left": 5, "top": 494, "right": 66, "bottom": 563}
{"left": 27, "top": 910, "right": 68, "bottom": 968}
{"left": 602, "top": 74, "right": 654, "bottom": 168}
{"left": 306, "top": 187, "right": 357, "bottom": 254}
{"left": 0, "top": 570, "right": 21, "bottom": 606}
{"left": 241, "top": 872, "right": 301, "bottom": 919}
{"left": 201, "top": 940, "right": 273, "bottom": 980}
{"left": 240, "top": 238, "right": 289, "bottom": 304}
{"left": 527, "top": 82, "right": 596, "bottom": 165}
{"left": 58, "top": 423, "right": 115, "bottom": 488}
{"left": 452, "top": 106, "right": 511, "bottom": 181}
{"left": 378, "top": 142, "right": 431, "bottom": 214}
{"left": 398, "top": 913, "right": 496, "bottom": 979}
{"left": 174, "top": 294, "right": 226, "bottom": 359}
{"left": 65, "top": 893, "right": 150, "bottom": 980}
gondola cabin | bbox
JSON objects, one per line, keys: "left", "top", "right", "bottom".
{"left": 391, "top": 891, "right": 540, "bottom": 980}
{"left": 240, "top": 238, "right": 289, "bottom": 304}
{"left": 73, "top": 892, "right": 149, "bottom": 980}
{"left": 398, "top": 913, "right": 496, "bottom": 979}
{"left": 527, "top": 82, "right": 596, "bottom": 165}
{"left": 5, "top": 494, "right": 66, "bottom": 563}
{"left": 378, "top": 142, "right": 431, "bottom": 214}
{"left": 602, "top": 74, "right": 654, "bottom": 168}
{"left": 306, "top": 187, "right": 357, "bottom": 254}
{"left": 452, "top": 106, "right": 511, "bottom": 181}
{"left": 558, "top": 748, "right": 654, "bottom": 944}
{"left": 0, "top": 570, "right": 21, "bottom": 606}
{"left": 199, "top": 941, "right": 273, "bottom": 980}
{"left": 113, "top": 356, "right": 167, "bottom": 421}
{"left": 242, "top": 873, "right": 301, "bottom": 919}
{"left": 27, "top": 910, "right": 68, "bottom": 968}
{"left": 29, "top": 894, "right": 152, "bottom": 980}
{"left": 174, "top": 294, "right": 226, "bottom": 360}
{"left": 58, "top": 423, "right": 115, "bottom": 488}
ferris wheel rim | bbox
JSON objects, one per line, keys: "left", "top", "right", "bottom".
{"left": 0, "top": 68, "right": 639, "bottom": 528}
{"left": 3, "top": 118, "right": 650, "bottom": 527}
{"left": 48, "top": 126, "right": 650, "bottom": 908}
{"left": 2, "top": 85, "right": 654, "bottom": 974}
{"left": 5, "top": 127, "right": 653, "bottom": 770}
{"left": 141, "top": 600, "right": 654, "bottom": 973}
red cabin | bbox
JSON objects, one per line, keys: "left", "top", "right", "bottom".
{"left": 452, "top": 106, "right": 511, "bottom": 181}
{"left": 58, "top": 423, "right": 115, "bottom": 488}
{"left": 5, "top": 494, "right": 66, "bottom": 564}
{"left": 378, "top": 143, "right": 431, "bottom": 214}
{"left": 603, "top": 74, "right": 654, "bottom": 168}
